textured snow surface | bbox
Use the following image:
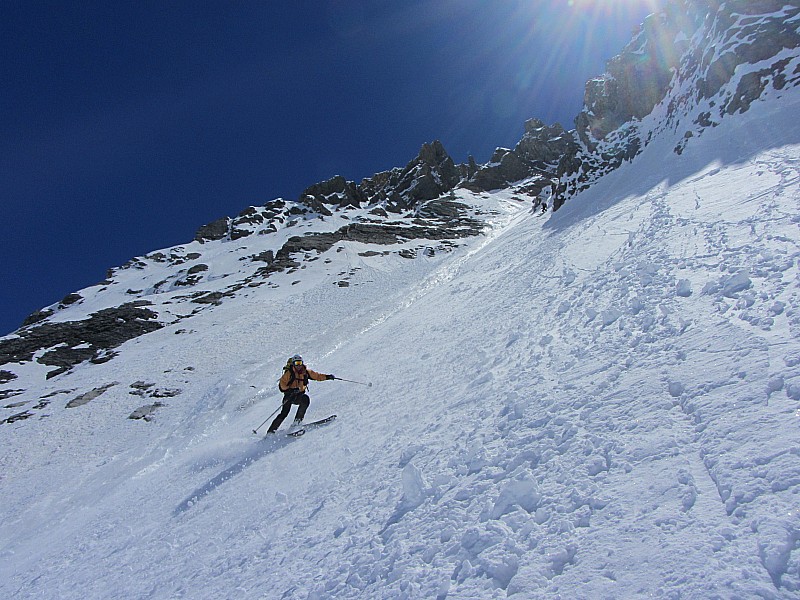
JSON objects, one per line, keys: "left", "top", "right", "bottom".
{"left": 2, "top": 93, "right": 800, "bottom": 600}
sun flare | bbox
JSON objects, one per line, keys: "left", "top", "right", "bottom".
{"left": 565, "top": 0, "right": 663, "bottom": 21}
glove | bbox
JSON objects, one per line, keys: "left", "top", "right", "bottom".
{"left": 327, "top": 374, "right": 335, "bottom": 380}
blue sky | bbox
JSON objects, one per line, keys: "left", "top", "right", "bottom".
{"left": 1, "top": 0, "right": 662, "bottom": 335}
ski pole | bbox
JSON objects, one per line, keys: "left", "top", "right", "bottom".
{"left": 252, "top": 404, "right": 281, "bottom": 434}
{"left": 333, "top": 376, "right": 373, "bottom": 387}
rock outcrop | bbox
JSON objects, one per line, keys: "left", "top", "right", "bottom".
{"left": 1, "top": 303, "right": 163, "bottom": 378}
{"left": 301, "top": 175, "right": 366, "bottom": 210}
{"left": 359, "top": 140, "right": 464, "bottom": 212}
{"left": 462, "top": 119, "right": 571, "bottom": 193}
{"left": 554, "top": 0, "right": 800, "bottom": 209}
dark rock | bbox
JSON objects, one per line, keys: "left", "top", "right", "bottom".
{"left": 130, "top": 381, "right": 180, "bottom": 399}
{"left": 191, "top": 291, "right": 230, "bottom": 305}
{"left": 0, "top": 370, "right": 17, "bottom": 384}
{"left": 118, "top": 258, "right": 148, "bottom": 272}
{"left": 464, "top": 148, "right": 535, "bottom": 192}
{"left": 368, "top": 207, "right": 388, "bottom": 218}
{"left": 66, "top": 382, "right": 118, "bottom": 409}
{"left": 195, "top": 217, "right": 230, "bottom": 242}
{"left": 21, "top": 308, "right": 54, "bottom": 328}
{"left": 40, "top": 389, "right": 73, "bottom": 399}
{"left": 128, "top": 402, "right": 165, "bottom": 421}
{"left": 301, "top": 175, "right": 364, "bottom": 210}
{"left": 129, "top": 381, "right": 155, "bottom": 396}
{"left": 60, "top": 293, "right": 83, "bottom": 307}
{"left": 236, "top": 206, "right": 264, "bottom": 222}
{"left": 416, "top": 199, "right": 468, "bottom": 221}
{"left": 461, "top": 120, "right": 572, "bottom": 194}
{"left": 84, "top": 350, "right": 117, "bottom": 366}
{"left": 725, "top": 57, "right": 794, "bottom": 115}
{"left": 175, "top": 275, "right": 203, "bottom": 288}
{"left": 229, "top": 227, "right": 252, "bottom": 241}
{"left": 398, "top": 141, "right": 462, "bottom": 204}
{"left": 246, "top": 199, "right": 483, "bottom": 285}
{"left": 699, "top": 51, "right": 741, "bottom": 101}
{"left": 514, "top": 119, "right": 574, "bottom": 166}
{"left": 1, "top": 410, "right": 32, "bottom": 424}
{"left": 466, "top": 155, "right": 479, "bottom": 178}
{"left": 250, "top": 250, "right": 275, "bottom": 264}
{"left": 41, "top": 347, "right": 97, "bottom": 378}
{"left": 695, "top": 111, "right": 714, "bottom": 128}
{"left": 359, "top": 140, "right": 462, "bottom": 210}
{"left": 187, "top": 264, "right": 209, "bottom": 275}
{"left": 1, "top": 388, "right": 25, "bottom": 402}
{"left": 699, "top": 3, "right": 800, "bottom": 102}
{"left": 0, "top": 302, "right": 163, "bottom": 377}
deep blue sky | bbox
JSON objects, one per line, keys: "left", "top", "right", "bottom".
{"left": 2, "top": 0, "right": 662, "bottom": 335}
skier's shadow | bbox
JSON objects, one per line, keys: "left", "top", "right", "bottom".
{"left": 174, "top": 434, "right": 296, "bottom": 515}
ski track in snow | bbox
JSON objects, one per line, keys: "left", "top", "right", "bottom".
{"left": 3, "top": 83, "right": 800, "bottom": 600}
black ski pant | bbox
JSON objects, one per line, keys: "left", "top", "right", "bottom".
{"left": 268, "top": 390, "right": 310, "bottom": 432}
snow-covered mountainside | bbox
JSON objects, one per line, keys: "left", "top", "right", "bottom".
{"left": 3, "top": 2, "right": 800, "bottom": 598}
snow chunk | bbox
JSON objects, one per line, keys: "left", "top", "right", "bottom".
{"left": 668, "top": 381, "right": 685, "bottom": 398}
{"left": 770, "top": 301, "right": 786, "bottom": 315}
{"left": 490, "top": 476, "right": 541, "bottom": 519}
{"left": 676, "top": 279, "right": 693, "bottom": 297}
{"left": 398, "top": 445, "right": 424, "bottom": 467}
{"left": 479, "top": 548, "right": 519, "bottom": 589}
{"left": 601, "top": 308, "right": 623, "bottom": 327}
{"left": 383, "top": 462, "right": 429, "bottom": 531}
{"left": 548, "top": 544, "right": 577, "bottom": 577}
{"left": 767, "top": 376, "right": 784, "bottom": 395}
{"left": 401, "top": 462, "right": 426, "bottom": 507}
{"left": 629, "top": 297, "right": 644, "bottom": 314}
{"left": 721, "top": 271, "right": 752, "bottom": 297}
{"left": 757, "top": 523, "right": 800, "bottom": 589}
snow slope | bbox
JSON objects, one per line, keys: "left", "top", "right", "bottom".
{"left": 3, "top": 76, "right": 800, "bottom": 600}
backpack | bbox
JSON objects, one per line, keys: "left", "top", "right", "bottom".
{"left": 279, "top": 362, "right": 309, "bottom": 392}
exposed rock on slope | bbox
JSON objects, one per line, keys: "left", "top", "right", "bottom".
{"left": 555, "top": 0, "right": 800, "bottom": 207}
{"left": 0, "top": 303, "right": 163, "bottom": 379}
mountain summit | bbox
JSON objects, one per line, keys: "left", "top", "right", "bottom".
{"left": 2, "top": 2, "right": 800, "bottom": 598}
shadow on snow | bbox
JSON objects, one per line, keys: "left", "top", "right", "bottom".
{"left": 174, "top": 433, "right": 297, "bottom": 515}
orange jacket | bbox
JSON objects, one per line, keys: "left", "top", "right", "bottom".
{"left": 278, "top": 367, "right": 328, "bottom": 393}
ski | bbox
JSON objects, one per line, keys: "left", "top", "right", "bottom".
{"left": 287, "top": 414, "right": 337, "bottom": 437}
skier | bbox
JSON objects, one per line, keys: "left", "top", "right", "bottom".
{"left": 267, "top": 355, "right": 334, "bottom": 434}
